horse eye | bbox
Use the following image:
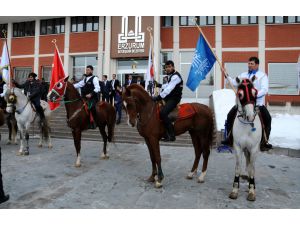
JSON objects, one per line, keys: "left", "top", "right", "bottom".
{"left": 238, "top": 90, "right": 244, "bottom": 100}
{"left": 56, "top": 82, "right": 63, "bottom": 89}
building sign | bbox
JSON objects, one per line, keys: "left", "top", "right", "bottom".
{"left": 111, "top": 16, "right": 154, "bottom": 58}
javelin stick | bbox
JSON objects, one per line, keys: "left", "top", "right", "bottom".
{"left": 193, "top": 19, "right": 236, "bottom": 94}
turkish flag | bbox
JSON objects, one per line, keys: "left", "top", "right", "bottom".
{"left": 49, "top": 47, "right": 65, "bottom": 110}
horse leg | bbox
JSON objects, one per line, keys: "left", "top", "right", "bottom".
{"left": 12, "top": 119, "right": 18, "bottom": 145}
{"left": 144, "top": 138, "right": 158, "bottom": 183}
{"left": 149, "top": 137, "right": 164, "bottom": 188}
{"left": 24, "top": 131, "right": 29, "bottom": 155}
{"left": 229, "top": 144, "right": 242, "bottom": 199}
{"left": 17, "top": 127, "right": 25, "bottom": 156}
{"left": 6, "top": 116, "right": 12, "bottom": 145}
{"left": 72, "top": 129, "right": 82, "bottom": 167}
{"left": 247, "top": 148, "right": 258, "bottom": 201}
{"left": 186, "top": 131, "right": 201, "bottom": 179}
{"left": 47, "top": 133, "right": 53, "bottom": 149}
{"left": 198, "top": 139, "right": 210, "bottom": 183}
{"left": 38, "top": 126, "right": 43, "bottom": 148}
{"left": 99, "top": 125, "right": 109, "bottom": 159}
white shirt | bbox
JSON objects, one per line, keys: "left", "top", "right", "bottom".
{"left": 227, "top": 70, "right": 269, "bottom": 106}
{"left": 0, "top": 83, "right": 7, "bottom": 97}
{"left": 74, "top": 75, "right": 100, "bottom": 93}
{"left": 160, "top": 73, "right": 182, "bottom": 99}
{"left": 111, "top": 79, "right": 115, "bottom": 90}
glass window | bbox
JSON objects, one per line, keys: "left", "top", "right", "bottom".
{"left": 42, "top": 66, "right": 52, "bottom": 83}
{"left": 199, "top": 16, "right": 206, "bottom": 26}
{"left": 288, "top": 16, "right": 296, "bottom": 23}
{"left": 162, "top": 16, "right": 173, "bottom": 27}
{"left": 71, "top": 17, "right": 99, "bottom": 32}
{"left": 40, "top": 20, "right": 47, "bottom": 35}
{"left": 188, "top": 16, "right": 197, "bottom": 25}
{"left": 275, "top": 16, "right": 283, "bottom": 23}
{"left": 77, "top": 17, "right": 84, "bottom": 32}
{"left": 207, "top": 16, "right": 214, "bottom": 25}
{"left": 93, "top": 17, "right": 99, "bottom": 31}
{"left": 241, "top": 16, "right": 248, "bottom": 24}
{"left": 268, "top": 63, "right": 298, "bottom": 95}
{"left": 14, "top": 67, "right": 32, "bottom": 83}
{"left": 86, "top": 17, "right": 93, "bottom": 32}
{"left": 249, "top": 16, "right": 257, "bottom": 24}
{"left": 297, "top": 16, "right": 300, "bottom": 22}
{"left": 160, "top": 52, "right": 173, "bottom": 78}
{"left": 40, "top": 18, "right": 65, "bottom": 35}
{"left": 266, "top": 16, "right": 274, "bottom": 23}
{"left": 72, "top": 56, "right": 98, "bottom": 81}
{"left": 180, "top": 16, "right": 188, "bottom": 26}
{"left": 0, "top": 24, "right": 8, "bottom": 38}
{"left": 46, "top": 19, "right": 53, "bottom": 34}
{"left": 71, "top": 17, "right": 77, "bottom": 32}
{"left": 230, "top": 16, "right": 237, "bottom": 24}
{"left": 222, "top": 16, "right": 229, "bottom": 24}
{"left": 13, "top": 21, "right": 35, "bottom": 37}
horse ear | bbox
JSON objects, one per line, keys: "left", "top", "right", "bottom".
{"left": 251, "top": 75, "right": 256, "bottom": 83}
{"left": 235, "top": 77, "right": 240, "bottom": 84}
{"left": 64, "top": 76, "right": 69, "bottom": 82}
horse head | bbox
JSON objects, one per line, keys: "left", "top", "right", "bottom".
{"left": 5, "top": 88, "right": 18, "bottom": 113}
{"left": 122, "top": 86, "right": 138, "bottom": 127}
{"left": 236, "top": 76, "right": 258, "bottom": 122}
{"left": 48, "top": 76, "right": 69, "bottom": 102}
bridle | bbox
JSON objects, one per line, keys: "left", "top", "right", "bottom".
{"left": 7, "top": 88, "right": 29, "bottom": 114}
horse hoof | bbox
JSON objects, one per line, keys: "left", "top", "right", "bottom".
{"left": 16, "top": 151, "right": 23, "bottom": 156}
{"left": 186, "top": 173, "right": 195, "bottom": 180}
{"left": 197, "top": 178, "right": 205, "bottom": 183}
{"left": 48, "top": 145, "right": 53, "bottom": 149}
{"left": 38, "top": 144, "right": 42, "bottom": 148}
{"left": 147, "top": 176, "right": 155, "bottom": 183}
{"left": 75, "top": 163, "right": 81, "bottom": 168}
{"left": 247, "top": 193, "right": 256, "bottom": 201}
{"left": 6, "top": 141, "right": 11, "bottom": 145}
{"left": 155, "top": 181, "right": 163, "bottom": 188}
{"left": 24, "top": 151, "right": 29, "bottom": 156}
{"left": 229, "top": 192, "right": 238, "bottom": 200}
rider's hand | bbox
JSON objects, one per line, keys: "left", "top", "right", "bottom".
{"left": 152, "top": 95, "right": 162, "bottom": 102}
{"left": 86, "top": 94, "right": 92, "bottom": 99}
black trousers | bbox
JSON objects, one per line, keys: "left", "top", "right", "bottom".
{"left": 0, "top": 147, "right": 5, "bottom": 198}
{"left": 109, "top": 90, "right": 116, "bottom": 104}
{"left": 115, "top": 102, "right": 122, "bottom": 121}
{"left": 160, "top": 98, "right": 180, "bottom": 126}
{"left": 226, "top": 105, "right": 272, "bottom": 141}
{"left": 102, "top": 94, "right": 110, "bottom": 103}
{"left": 31, "top": 98, "right": 45, "bottom": 119}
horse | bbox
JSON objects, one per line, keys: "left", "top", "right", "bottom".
{"left": 229, "top": 77, "right": 262, "bottom": 201}
{"left": 122, "top": 84, "right": 214, "bottom": 188}
{"left": 0, "top": 101, "right": 18, "bottom": 145}
{"left": 48, "top": 76, "right": 116, "bottom": 167}
{"left": 5, "top": 87, "right": 52, "bottom": 156}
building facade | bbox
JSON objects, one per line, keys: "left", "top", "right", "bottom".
{"left": 0, "top": 16, "right": 300, "bottom": 104}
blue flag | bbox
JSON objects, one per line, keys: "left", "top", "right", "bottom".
{"left": 186, "top": 34, "right": 216, "bottom": 91}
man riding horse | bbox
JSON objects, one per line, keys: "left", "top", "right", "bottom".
{"left": 13, "top": 72, "right": 47, "bottom": 127}
{"left": 73, "top": 65, "right": 100, "bottom": 129}
{"left": 222, "top": 56, "right": 272, "bottom": 150}
{"left": 152, "top": 60, "right": 183, "bottom": 142}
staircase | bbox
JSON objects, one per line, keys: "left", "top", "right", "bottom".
{"left": 0, "top": 104, "right": 218, "bottom": 148}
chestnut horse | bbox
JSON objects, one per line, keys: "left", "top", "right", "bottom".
{"left": 48, "top": 76, "right": 116, "bottom": 167}
{"left": 123, "top": 84, "right": 214, "bottom": 188}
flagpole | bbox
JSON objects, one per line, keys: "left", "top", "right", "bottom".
{"left": 193, "top": 19, "right": 236, "bottom": 94}
{"left": 147, "top": 26, "right": 158, "bottom": 95}
{"left": 2, "top": 29, "right": 13, "bottom": 88}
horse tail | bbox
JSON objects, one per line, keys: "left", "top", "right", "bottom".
{"left": 107, "top": 104, "right": 116, "bottom": 143}
{"left": 41, "top": 119, "right": 50, "bottom": 142}
{"left": 208, "top": 106, "right": 216, "bottom": 149}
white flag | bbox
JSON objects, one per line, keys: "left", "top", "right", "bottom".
{"left": 0, "top": 42, "right": 10, "bottom": 84}
{"left": 298, "top": 55, "right": 300, "bottom": 94}
{"left": 145, "top": 42, "right": 155, "bottom": 94}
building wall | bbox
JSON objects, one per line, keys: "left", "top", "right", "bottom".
{"left": 11, "top": 37, "right": 34, "bottom": 55}
{"left": 161, "top": 27, "right": 173, "bottom": 49}
{"left": 40, "top": 35, "right": 65, "bottom": 54}
{"left": 222, "top": 25, "right": 258, "bottom": 47}
{"left": 69, "top": 32, "right": 98, "bottom": 53}
{"left": 179, "top": 26, "right": 215, "bottom": 48}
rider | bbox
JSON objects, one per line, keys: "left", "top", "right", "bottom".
{"left": 74, "top": 65, "right": 100, "bottom": 129}
{"left": 0, "top": 73, "right": 7, "bottom": 110}
{"left": 152, "top": 60, "right": 183, "bottom": 142}
{"left": 222, "top": 56, "right": 272, "bottom": 150}
{"left": 13, "top": 72, "right": 47, "bottom": 126}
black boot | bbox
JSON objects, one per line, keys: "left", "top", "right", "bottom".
{"left": 161, "top": 124, "right": 176, "bottom": 142}
{"left": 0, "top": 194, "right": 9, "bottom": 204}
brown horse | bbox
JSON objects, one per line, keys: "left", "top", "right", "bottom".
{"left": 123, "top": 84, "right": 214, "bottom": 188}
{"left": 48, "top": 76, "right": 116, "bottom": 167}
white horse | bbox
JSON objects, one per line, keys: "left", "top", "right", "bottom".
{"left": 229, "top": 77, "right": 262, "bottom": 201}
{"left": 5, "top": 88, "right": 52, "bottom": 155}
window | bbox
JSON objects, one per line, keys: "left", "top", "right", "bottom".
{"left": 42, "top": 66, "right": 52, "bottom": 83}
{"left": 13, "top": 21, "right": 35, "bottom": 37}
{"left": 179, "top": 16, "right": 215, "bottom": 26}
{"left": 266, "top": 16, "right": 300, "bottom": 24}
{"left": 0, "top": 24, "right": 8, "bottom": 38}
{"left": 71, "top": 16, "right": 99, "bottom": 32}
{"left": 40, "top": 18, "right": 65, "bottom": 35}
{"left": 72, "top": 56, "right": 98, "bottom": 81}
{"left": 160, "top": 52, "right": 173, "bottom": 80}
{"left": 14, "top": 67, "right": 32, "bottom": 83}
{"left": 224, "top": 62, "right": 248, "bottom": 88}
{"left": 162, "top": 16, "right": 173, "bottom": 27}
{"left": 222, "top": 16, "right": 258, "bottom": 25}
{"left": 268, "top": 63, "right": 298, "bottom": 95}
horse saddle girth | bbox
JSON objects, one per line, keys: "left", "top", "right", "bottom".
{"left": 159, "top": 103, "right": 196, "bottom": 122}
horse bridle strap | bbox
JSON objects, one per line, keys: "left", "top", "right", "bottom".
{"left": 15, "top": 99, "right": 29, "bottom": 114}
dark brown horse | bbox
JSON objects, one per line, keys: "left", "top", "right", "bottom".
{"left": 123, "top": 84, "right": 214, "bottom": 188}
{"left": 48, "top": 76, "right": 116, "bottom": 167}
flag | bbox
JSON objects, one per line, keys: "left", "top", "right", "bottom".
{"left": 49, "top": 47, "right": 66, "bottom": 111}
{"left": 0, "top": 42, "right": 10, "bottom": 85}
{"left": 145, "top": 41, "right": 155, "bottom": 94}
{"left": 298, "top": 54, "right": 300, "bottom": 94}
{"left": 186, "top": 33, "right": 216, "bottom": 92}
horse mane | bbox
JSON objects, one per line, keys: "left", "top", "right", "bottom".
{"left": 65, "top": 81, "right": 81, "bottom": 99}
{"left": 126, "top": 84, "right": 152, "bottom": 104}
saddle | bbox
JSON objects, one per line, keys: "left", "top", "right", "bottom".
{"left": 158, "top": 103, "right": 196, "bottom": 122}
